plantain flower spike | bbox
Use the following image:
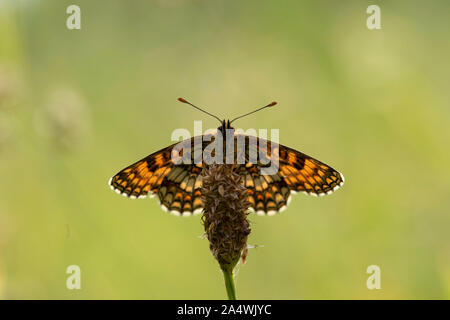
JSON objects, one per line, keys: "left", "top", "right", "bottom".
{"left": 201, "top": 164, "right": 251, "bottom": 273}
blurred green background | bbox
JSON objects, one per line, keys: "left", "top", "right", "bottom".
{"left": 1, "top": 0, "right": 449, "bottom": 299}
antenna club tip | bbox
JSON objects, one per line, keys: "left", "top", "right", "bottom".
{"left": 178, "top": 97, "right": 188, "bottom": 103}
{"left": 269, "top": 101, "right": 277, "bottom": 107}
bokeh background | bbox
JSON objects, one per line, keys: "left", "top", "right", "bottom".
{"left": 1, "top": 0, "right": 449, "bottom": 299}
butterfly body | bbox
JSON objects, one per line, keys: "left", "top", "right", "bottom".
{"left": 217, "top": 119, "right": 233, "bottom": 134}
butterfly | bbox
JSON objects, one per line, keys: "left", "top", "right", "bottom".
{"left": 109, "top": 98, "right": 344, "bottom": 216}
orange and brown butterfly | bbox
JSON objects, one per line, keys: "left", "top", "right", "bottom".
{"left": 108, "top": 98, "right": 344, "bottom": 216}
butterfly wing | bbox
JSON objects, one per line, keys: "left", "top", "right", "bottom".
{"left": 233, "top": 134, "right": 344, "bottom": 215}
{"left": 109, "top": 133, "right": 344, "bottom": 216}
{"left": 109, "top": 145, "right": 173, "bottom": 199}
{"left": 277, "top": 144, "right": 344, "bottom": 196}
{"left": 109, "top": 135, "right": 211, "bottom": 216}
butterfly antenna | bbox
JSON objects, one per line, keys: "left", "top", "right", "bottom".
{"left": 178, "top": 98, "right": 222, "bottom": 123}
{"left": 230, "top": 101, "right": 277, "bottom": 124}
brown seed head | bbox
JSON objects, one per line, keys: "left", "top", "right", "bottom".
{"left": 201, "top": 164, "right": 251, "bottom": 271}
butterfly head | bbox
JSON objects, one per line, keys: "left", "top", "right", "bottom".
{"left": 218, "top": 119, "right": 234, "bottom": 135}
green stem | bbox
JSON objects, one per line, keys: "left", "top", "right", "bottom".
{"left": 222, "top": 266, "right": 237, "bottom": 300}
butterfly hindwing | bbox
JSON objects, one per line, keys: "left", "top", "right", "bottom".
{"left": 158, "top": 165, "right": 204, "bottom": 216}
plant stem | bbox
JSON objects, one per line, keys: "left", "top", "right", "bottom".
{"left": 222, "top": 266, "right": 237, "bottom": 300}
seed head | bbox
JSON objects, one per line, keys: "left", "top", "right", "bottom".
{"left": 201, "top": 164, "right": 251, "bottom": 271}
